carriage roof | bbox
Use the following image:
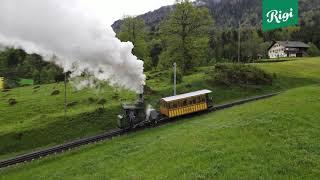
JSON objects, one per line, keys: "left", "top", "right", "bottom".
{"left": 161, "top": 90, "right": 212, "bottom": 102}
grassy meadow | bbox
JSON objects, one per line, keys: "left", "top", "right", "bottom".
{"left": 1, "top": 85, "right": 320, "bottom": 179}
{"left": 0, "top": 57, "right": 320, "bottom": 161}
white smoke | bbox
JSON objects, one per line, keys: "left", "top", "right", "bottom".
{"left": 146, "top": 104, "right": 155, "bottom": 121}
{"left": 0, "top": 0, "right": 146, "bottom": 93}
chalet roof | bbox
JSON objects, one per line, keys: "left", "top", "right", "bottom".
{"left": 277, "top": 41, "right": 310, "bottom": 48}
{"left": 268, "top": 41, "right": 310, "bottom": 50}
{"left": 161, "top": 90, "right": 212, "bottom": 102}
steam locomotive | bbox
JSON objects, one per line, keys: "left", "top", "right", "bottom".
{"left": 117, "top": 90, "right": 213, "bottom": 130}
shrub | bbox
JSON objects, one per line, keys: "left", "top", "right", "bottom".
{"left": 307, "top": 42, "right": 320, "bottom": 57}
{"left": 51, "top": 90, "right": 60, "bottom": 96}
{"left": 8, "top": 98, "right": 17, "bottom": 106}
{"left": 97, "top": 98, "right": 107, "bottom": 109}
{"left": 67, "top": 101, "right": 78, "bottom": 107}
{"left": 144, "top": 85, "right": 155, "bottom": 95}
{"left": 212, "top": 63, "right": 273, "bottom": 86}
{"left": 88, "top": 97, "right": 97, "bottom": 104}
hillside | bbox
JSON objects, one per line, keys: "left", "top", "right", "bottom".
{"left": 112, "top": 0, "right": 320, "bottom": 32}
{"left": 1, "top": 85, "right": 320, "bottom": 178}
{"left": 1, "top": 57, "right": 320, "bottom": 160}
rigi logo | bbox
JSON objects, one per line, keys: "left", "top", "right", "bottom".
{"left": 266, "top": 8, "right": 294, "bottom": 24}
{"left": 262, "top": 0, "right": 298, "bottom": 31}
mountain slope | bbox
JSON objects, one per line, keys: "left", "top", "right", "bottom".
{"left": 112, "top": 0, "right": 320, "bottom": 32}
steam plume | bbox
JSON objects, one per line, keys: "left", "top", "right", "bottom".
{"left": 0, "top": 0, "right": 146, "bottom": 93}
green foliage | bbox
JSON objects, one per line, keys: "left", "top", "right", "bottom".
{"left": 118, "top": 16, "right": 149, "bottom": 61}
{"left": 241, "top": 31, "right": 264, "bottom": 62}
{"left": 0, "top": 48, "right": 64, "bottom": 86}
{"left": 307, "top": 43, "right": 320, "bottom": 57}
{"left": 159, "top": 0, "right": 213, "bottom": 73}
{"left": 143, "top": 57, "right": 154, "bottom": 71}
{"left": 149, "top": 39, "right": 163, "bottom": 68}
{"left": 112, "top": 0, "right": 319, "bottom": 65}
{"left": 212, "top": 63, "right": 273, "bottom": 86}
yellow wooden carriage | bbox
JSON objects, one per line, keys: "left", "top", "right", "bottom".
{"left": 160, "top": 90, "right": 212, "bottom": 118}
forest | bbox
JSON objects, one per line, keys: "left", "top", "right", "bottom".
{"left": 0, "top": 0, "right": 320, "bottom": 87}
{"left": 116, "top": 0, "right": 320, "bottom": 72}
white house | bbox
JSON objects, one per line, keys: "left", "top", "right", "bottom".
{"left": 268, "top": 41, "right": 310, "bottom": 59}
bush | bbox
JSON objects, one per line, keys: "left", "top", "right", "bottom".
{"left": 88, "top": 97, "right": 97, "bottom": 104}
{"left": 212, "top": 63, "right": 273, "bottom": 86}
{"left": 51, "top": 90, "right": 60, "bottom": 96}
{"left": 97, "top": 98, "right": 107, "bottom": 109}
{"left": 307, "top": 42, "right": 320, "bottom": 57}
{"left": 8, "top": 98, "right": 17, "bottom": 106}
{"left": 67, "top": 101, "right": 78, "bottom": 107}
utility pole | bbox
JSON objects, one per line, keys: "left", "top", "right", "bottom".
{"left": 64, "top": 72, "right": 67, "bottom": 119}
{"left": 237, "top": 0, "right": 241, "bottom": 63}
{"left": 173, "top": 62, "right": 177, "bottom": 96}
{"left": 238, "top": 21, "right": 241, "bottom": 63}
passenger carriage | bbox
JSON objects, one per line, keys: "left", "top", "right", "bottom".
{"left": 160, "top": 90, "right": 213, "bottom": 118}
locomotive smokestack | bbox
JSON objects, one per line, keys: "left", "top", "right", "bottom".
{"left": 138, "top": 94, "right": 144, "bottom": 103}
{"left": 137, "top": 85, "right": 144, "bottom": 103}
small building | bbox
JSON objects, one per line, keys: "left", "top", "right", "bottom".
{"left": 0, "top": 77, "right": 4, "bottom": 90}
{"left": 268, "top": 41, "right": 310, "bottom": 59}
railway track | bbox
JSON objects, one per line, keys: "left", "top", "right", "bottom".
{"left": 0, "top": 92, "right": 279, "bottom": 169}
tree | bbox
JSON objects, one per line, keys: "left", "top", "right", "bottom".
{"left": 118, "top": 16, "right": 149, "bottom": 60}
{"left": 241, "top": 30, "right": 263, "bottom": 62}
{"left": 308, "top": 43, "right": 320, "bottom": 57}
{"left": 159, "top": 0, "right": 213, "bottom": 73}
{"left": 0, "top": 48, "right": 64, "bottom": 85}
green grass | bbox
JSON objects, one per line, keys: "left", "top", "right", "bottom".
{"left": 0, "top": 84, "right": 135, "bottom": 159}
{"left": 0, "top": 57, "right": 320, "bottom": 160}
{"left": 1, "top": 85, "right": 320, "bottom": 179}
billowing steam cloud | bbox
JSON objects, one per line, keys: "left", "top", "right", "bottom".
{"left": 0, "top": 0, "right": 146, "bottom": 93}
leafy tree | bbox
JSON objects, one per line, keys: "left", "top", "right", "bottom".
{"left": 307, "top": 43, "right": 320, "bottom": 57}
{"left": 159, "top": 0, "right": 213, "bottom": 73}
{"left": 0, "top": 48, "right": 64, "bottom": 86}
{"left": 241, "top": 30, "right": 264, "bottom": 62}
{"left": 149, "top": 39, "right": 163, "bottom": 68}
{"left": 118, "top": 16, "right": 149, "bottom": 60}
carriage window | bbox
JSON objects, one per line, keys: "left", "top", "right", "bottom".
{"left": 193, "top": 98, "right": 197, "bottom": 104}
{"left": 188, "top": 98, "right": 193, "bottom": 105}
{"left": 196, "top": 96, "right": 200, "bottom": 103}
{"left": 173, "top": 101, "right": 177, "bottom": 108}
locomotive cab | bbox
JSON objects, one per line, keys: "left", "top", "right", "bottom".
{"left": 117, "top": 94, "right": 146, "bottom": 129}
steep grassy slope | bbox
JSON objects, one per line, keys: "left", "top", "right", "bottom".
{"left": 0, "top": 84, "right": 135, "bottom": 159}
{"left": 1, "top": 85, "right": 320, "bottom": 179}
{"left": 0, "top": 57, "right": 319, "bottom": 160}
